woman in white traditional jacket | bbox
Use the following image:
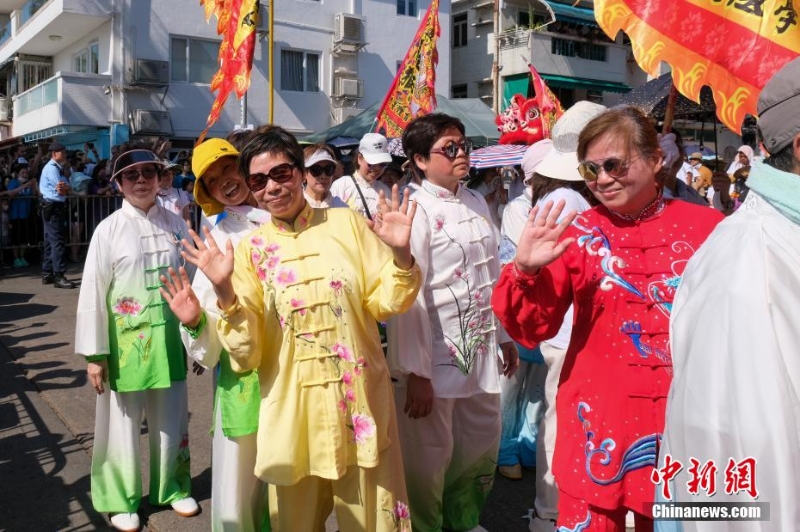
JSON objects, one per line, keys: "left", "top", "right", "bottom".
{"left": 161, "top": 138, "right": 271, "bottom": 532}
{"left": 388, "top": 113, "right": 519, "bottom": 532}
{"left": 75, "top": 148, "right": 198, "bottom": 532}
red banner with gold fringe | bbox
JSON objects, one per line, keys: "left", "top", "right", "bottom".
{"left": 594, "top": 0, "right": 799, "bottom": 133}
{"left": 197, "top": 0, "right": 258, "bottom": 144}
{"left": 374, "top": 0, "right": 440, "bottom": 138}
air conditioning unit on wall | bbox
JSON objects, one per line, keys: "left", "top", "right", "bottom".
{"left": 134, "top": 59, "right": 169, "bottom": 85}
{"left": 130, "top": 109, "right": 173, "bottom": 135}
{"left": 334, "top": 13, "right": 365, "bottom": 44}
{"left": 333, "top": 77, "right": 364, "bottom": 99}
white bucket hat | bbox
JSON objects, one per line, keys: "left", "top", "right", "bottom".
{"left": 536, "top": 101, "right": 608, "bottom": 182}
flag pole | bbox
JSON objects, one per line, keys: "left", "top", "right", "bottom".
{"left": 268, "top": 0, "right": 274, "bottom": 123}
{"left": 492, "top": 0, "right": 500, "bottom": 113}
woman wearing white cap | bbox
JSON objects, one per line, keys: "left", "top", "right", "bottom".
{"left": 302, "top": 144, "right": 348, "bottom": 209}
{"left": 161, "top": 137, "right": 271, "bottom": 532}
{"left": 330, "top": 132, "right": 392, "bottom": 220}
{"left": 75, "top": 147, "right": 199, "bottom": 531}
{"left": 493, "top": 104, "right": 724, "bottom": 530}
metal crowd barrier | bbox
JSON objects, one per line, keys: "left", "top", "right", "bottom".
{"left": 0, "top": 195, "right": 202, "bottom": 261}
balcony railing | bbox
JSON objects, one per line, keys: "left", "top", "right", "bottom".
{"left": 0, "top": 20, "right": 11, "bottom": 47}
{"left": 18, "top": 0, "right": 48, "bottom": 28}
{"left": 16, "top": 75, "right": 57, "bottom": 116}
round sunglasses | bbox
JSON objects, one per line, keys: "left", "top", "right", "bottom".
{"left": 246, "top": 163, "right": 296, "bottom": 192}
{"left": 577, "top": 155, "right": 641, "bottom": 182}
{"left": 119, "top": 167, "right": 159, "bottom": 182}
{"left": 429, "top": 139, "right": 473, "bottom": 159}
{"left": 307, "top": 163, "right": 336, "bottom": 178}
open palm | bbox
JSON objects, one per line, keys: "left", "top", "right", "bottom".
{"left": 181, "top": 227, "right": 235, "bottom": 288}
{"left": 159, "top": 266, "right": 202, "bottom": 327}
{"left": 515, "top": 199, "right": 578, "bottom": 273}
{"left": 372, "top": 184, "right": 417, "bottom": 250}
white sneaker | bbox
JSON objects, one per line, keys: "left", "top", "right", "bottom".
{"left": 171, "top": 496, "right": 200, "bottom": 517}
{"left": 110, "top": 512, "right": 140, "bottom": 532}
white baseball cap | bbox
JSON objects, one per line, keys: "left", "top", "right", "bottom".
{"left": 358, "top": 133, "right": 392, "bottom": 165}
{"left": 536, "top": 101, "right": 608, "bottom": 182}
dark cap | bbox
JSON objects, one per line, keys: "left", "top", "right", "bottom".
{"left": 111, "top": 149, "right": 165, "bottom": 180}
{"left": 757, "top": 57, "right": 800, "bottom": 154}
{"left": 49, "top": 142, "right": 66, "bottom": 152}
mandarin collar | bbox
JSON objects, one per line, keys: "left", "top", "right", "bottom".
{"left": 121, "top": 198, "right": 159, "bottom": 219}
{"left": 271, "top": 201, "right": 313, "bottom": 233}
{"left": 421, "top": 179, "right": 462, "bottom": 201}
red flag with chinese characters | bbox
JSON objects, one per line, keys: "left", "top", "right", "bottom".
{"left": 374, "top": 0, "right": 440, "bottom": 138}
{"left": 593, "top": 0, "right": 799, "bottom": 133}
{"left": 197, "top": 0, "right": 258, "bottom": 144}
{"left": 528, "top": 63, "right": 564, "bottom": 137}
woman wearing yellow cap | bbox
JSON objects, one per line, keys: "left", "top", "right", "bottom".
{"left": 161, "top": 137, "right": 271, "bottom": 532}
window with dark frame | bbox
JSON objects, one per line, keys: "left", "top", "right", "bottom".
{"left": 453, "top": 13, "right": 468, "bottom": 47}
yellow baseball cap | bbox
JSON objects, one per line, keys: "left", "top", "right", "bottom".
{"left": 192, "top": 138, "right": 240, "bottom": 216}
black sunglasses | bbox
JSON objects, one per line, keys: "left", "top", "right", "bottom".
{"left": 119, "top": 167, "right": 159, "bottom": 182}
{"left": 246, "top": 163, "right": 296, "bottom": 192}
{"left": 307, "top": 163, "right": 335, "bottom": 178}
{"left": 429, "top": 139, "right": 473, "bottom": 159}
{"left": 577, "top": 155, "right": 640, "bottom": 182}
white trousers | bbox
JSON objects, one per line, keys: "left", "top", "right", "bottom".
{"left": 530, "top": 343, "right": 567, "bottom": 532}
{"left": 394, "top": 386, "right": 501, "bottom": 532}
{"left": 91, "top": 381, "right": 191, "bottom": 513}
{"left": 211, "top": 405, "right": 269, "bottom": 532}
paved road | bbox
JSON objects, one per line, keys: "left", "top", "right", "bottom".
{"left": 0, "top": 264, "right": 536, "bottom": 531}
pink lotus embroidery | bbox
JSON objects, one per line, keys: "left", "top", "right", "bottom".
{"left": 290, "top": 298, "right": 306, "bottom": 316}
{"left": 474, "top": 290, "right": 484, "bottom": 303}
{"left": 354, "top": 365, "right": 362, "bottom": 377}
{"left": 433, "top": 215, "right": 445, "bottom": 232}
{"left": 448, "top": 343, "right": 458, "bottom": 358}
{"left": 393, "top": 501, "right": 410, "bottom": 520}
{"left": 454, "top": 268, "right": 469, "bottom": 280}
{"left": 329, "top": 279, "right": 343, "bottom": 296}
{"left": 345, "top": 389, "right": 356, "bottom": 403}
{"left": 351, "top": 413, "right": 376, "bottom": 445}
{"left": 342, "top": 371, "right": 354, "bottom": 386}
{"left": 250, "top": 236, "right": 264, "bottom": 247}
{"left": 113, "top": 297, "right": 142, "bottom": 316}
{"left": 332, "top": 343, "right": 353, "bottom": 362}
{"left": 266, "top": 255, "right": 280, "bottom": 270}
{"left": 251, "top": 250, "right": 261, "bottom": 266}
{"left": 356, "top": 356, "right": 366, "bottom": 367}
{"left": 266, "top": 243, "right": 280, "bottom": 253}
{"left": 275, "top": 268, "right": 297, "bottom": 285}
{"left": 338, "top": 400, "right": 348, "bottom": 413}
{"left": 138, "top": 332, "right": 145, "bottom": 340}
{"left": 256, "top": 267, "right": 268, "bottom": 281}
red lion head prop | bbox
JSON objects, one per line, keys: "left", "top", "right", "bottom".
{"left": 495, "top": 94, "right": 546, "bottom": 145}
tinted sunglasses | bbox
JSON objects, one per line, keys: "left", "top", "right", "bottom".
{"left": 577, "top": 155, "right": 640, "bottom": 182}
{"left": 245, "top": 163, "right": 296, "bottom": 192}
{"left": 118, "top": 167, "right": 159, "bottom": 182}
{"left": 429, "top": 139, "right": 473, "bottom": 159}
{"left": 307, "top": 163, "right": 336, "bottom": 178}
{"left": 366, "top": 162, "right": 388, "bottom": 172}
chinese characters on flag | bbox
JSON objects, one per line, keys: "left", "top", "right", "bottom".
{"left": 593, "top": 0, "right": 799, "bottom": 134}
{"left": 374, "top": 0, "right": 440, "bottom": 138}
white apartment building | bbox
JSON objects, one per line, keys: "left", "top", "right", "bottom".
{"left": 450, "top": 0, "right": 647, "bottom": 110}
{"left": 0, "top": 0, "right": 451, "bottom": 155}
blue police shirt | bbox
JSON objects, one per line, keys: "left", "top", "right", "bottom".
{"left": 40, "top": 159, "right": 68, "bottom": 202}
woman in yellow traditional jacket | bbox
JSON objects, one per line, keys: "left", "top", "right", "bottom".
{"left": 165, "top": 126, "right": 422, "bottom": 531}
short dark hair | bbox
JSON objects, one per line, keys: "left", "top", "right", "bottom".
{"left": 226, "top": 129, "right": 254, "bottom": 151}
{"left": 402, "top": 113, "right": 466, "bottom": 178}
{"left": 764, "top": 142, "right": 800, "bottom": 174}
{"left": 238, "top": 125, "right": 305, "bottom": 177}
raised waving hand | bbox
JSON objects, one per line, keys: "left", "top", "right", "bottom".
{"left": 514, "top": 199, "right": 578, "bottom": 274}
